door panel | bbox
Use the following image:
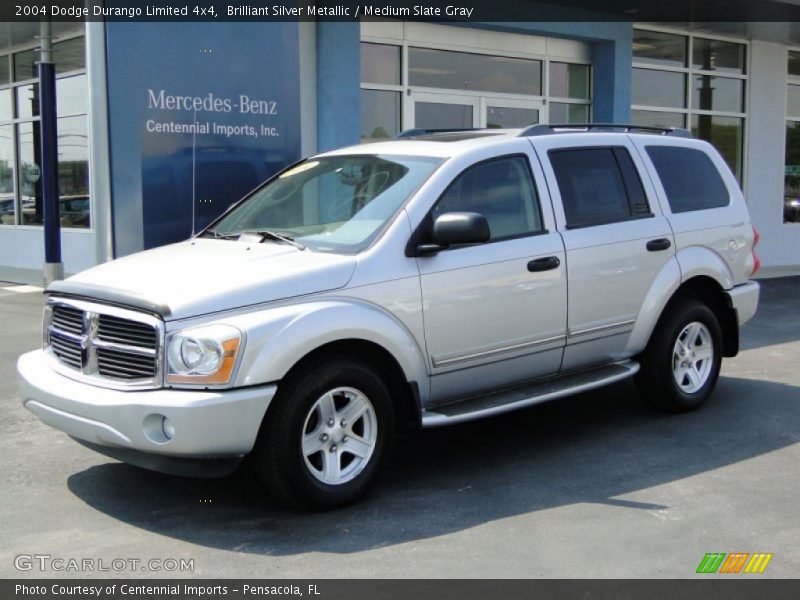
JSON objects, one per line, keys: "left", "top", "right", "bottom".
{"left": 411, "top": 92, "right": 479, "bottom": 130}
{"left": 415, "top": 152, "right": 566, "bottom": 403}
{"left": 532, "top": 134, "right": 675, "bottom": 371}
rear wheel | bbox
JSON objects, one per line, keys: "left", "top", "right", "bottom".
{"left": 252, "top": 355, "right": 394, "bottom": 509}
{"left": 636, "top": 298, "right": 723, "bottom": 412}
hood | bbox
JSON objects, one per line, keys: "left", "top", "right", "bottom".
{"left": 48, "top": 238, "right": 357, "bottom": 320}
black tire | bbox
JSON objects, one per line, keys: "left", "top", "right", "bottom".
{"left": 636, "top": 297, "right": 723, "bottom": 412}
{"left": 252, "top": 354, "right": 395, "bottom": 509}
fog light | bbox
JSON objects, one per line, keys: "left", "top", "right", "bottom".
{"left": 162, "top": 417, "right": 175, "bottom": 440}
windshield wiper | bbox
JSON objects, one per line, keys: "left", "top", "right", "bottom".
{"left": 200, "top": 229, "right": 240, "bottom": 240}
{"left": 253, "top": 230, "right": 306, "bottom": 251}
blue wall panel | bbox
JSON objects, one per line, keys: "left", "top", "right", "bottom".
{"left": 316, "top": 22, "right": 361, "bottom": 152}
{"left": 105, "top": 22, "right": 301, "bottom": 255}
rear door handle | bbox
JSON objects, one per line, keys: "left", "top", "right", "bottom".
{"left": 646, "top": 238, "right": 672, "bottom": 252}
{"left": 528, "top": 256, "right": 561, "bottom": 272}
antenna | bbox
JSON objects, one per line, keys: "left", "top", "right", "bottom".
{"left": 191, "top": 107, "right": 197, "bottom": 236}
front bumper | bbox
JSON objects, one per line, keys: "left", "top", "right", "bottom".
{"left": 17, "top": 350, "right": 276, "bottom": 462}
{"left": 726, "top": 280, "right": 760, "bottom": 326}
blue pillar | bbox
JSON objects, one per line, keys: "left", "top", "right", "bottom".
{"left": 592, "top": 36, "right": 632, "bottom": 123}
{"left": 38, "top": 23, "right": 63, "bottom": 283}
{"left": 316, "top": 22, "right": 361, "bottom": 152}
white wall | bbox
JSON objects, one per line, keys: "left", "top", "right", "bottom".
{"left": 745, "top": 40, "right": 800, "bottom": 276}
{"left": 0, "top": 228, "right": 96, "bottom": 285}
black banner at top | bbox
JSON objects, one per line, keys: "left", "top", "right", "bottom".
{"left": 6, "top": 0, "right": 800, "bottom": 22}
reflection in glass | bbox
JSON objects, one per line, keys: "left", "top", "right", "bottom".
{"left": 633, "top": 68, "right": 686, "bottom": 108}
{"left": 57, "top": 74, "right": 88, "bottom": 116}
{"left": 486, "top": 106, "right": 539, "bottom": 129}
{"left": 0, "top": 57, "right": 9, "bottom": 86}
{"left": 692, "top": 75, "right": 743, "bottom": 113}
{"left": 631, "top": 110, "right": 686, "bottom": 129}
{"left": 788, "top": 85, "right": 800, "bottom": 119}
{"left": 53, "top": 37, "right": 86, "bottom": 74}
{"left": 549, "top": 103, "right": 589, "bottom": 124}
{"left": 360, "top": 43, "right": 401, "bottom": 86}
{"left": 0, "top": 89, "right": 11, "bottom": 122}
{"left": 0, "top": 124, "right": 15, "bottom": 225}
{"left": 409, "top": 47, "right": 541, "bottom": 95}
{"left": 17, "top": 121, "right": 43, "bottom": 225}
{"left": 789, "top": 51, "right": 800, "bottom": 78}
{"left": 13, "top": 49, "right": 38, "bottom": 82}
{"left": 784, "top": 121, "right": 800, "bottom": 223}
{"left": 415, "top": 102, "right": 473, "bottom": 129}
{"left": 16, "top": 83, "right": 39, "bottom": 119}
{"left": 57, "top": 115, "right": 90, "bottom": 228}
{"left": 549, "top": 62, "right": 590, "bottom": 100}
{"left": 692, "top": 38, "right": 745, "bottom": 74}
{"left": 633, "top": 30, "right": 687, "bottom": 68}
{"left": 691, "top": 114, "right": 743, "bottom": 181}
{"left": 361, "top": 89, "right": 400, "bottom": 142}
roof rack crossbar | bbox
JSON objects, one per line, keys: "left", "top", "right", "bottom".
{"left": 518, "top": 123, "right": 694, "bottom": 139}
{"left": 396, "top": 128, "right": 480, "bottom": 139}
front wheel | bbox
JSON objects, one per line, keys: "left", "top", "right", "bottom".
{"left": 636, "top": 298, "right": 723, "bottom": 412}
{"left": 252, "top": 355, "right": 394, "bottom": 509}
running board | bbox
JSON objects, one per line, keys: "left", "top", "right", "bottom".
{"left": 421, "top": 361, "right": 639, "bottom": 428}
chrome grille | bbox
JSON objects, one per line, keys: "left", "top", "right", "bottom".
{"left": 45, "top": 298, "right": 163, "bottom": 388}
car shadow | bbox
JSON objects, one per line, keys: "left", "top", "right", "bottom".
{"left": 66, "top": 375, "right": 800, "bottom": 555}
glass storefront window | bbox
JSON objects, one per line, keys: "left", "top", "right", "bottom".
{"left": 56, "top": 74, "right": 88, "bottom": 116}
{"left": 360, "top": 43, "right": 400, "bottom": 86}
{"left": 549, "top": 62, "right": 590, "bottom": 100}
{"left": 13, "top": 48, "right": 38, "bottom": 82}
{"left": 0, "top": 124, "right": 14, "bottom": 225}
{"left": 549, "top": 103, "right": 589, "bottom": 124}
{"left": 57, "top": 115, "right": 90, "bottom": 228}
{"left": 53, "top": 37, "right": 86, "bottom": 74}
{"left": 361, "top": 89, "right": 400, "bottom": 142}
{"left": 0, "top": 89, "right": 11, "bottom": 122}
{"left": 691, "top": 114, "right": 743, "bottom": 179}
{"left": 17, "top": 121, "right": 43, "bottom": 226}
{"left": 16, "top": 83, "right": 39, "bottom": 119}
{"left": 785, "top": 121, "right": 800, "bottom": 224}
{"left": 788, "top": 84, "right": 800, "bottom": 119}
{"left": 633, "top": 30, "right": 687, "bottom": 68}
{"left": 409, "top": 47, "right": 542, "bottom": 96}
{"left": 692, "top": 38, "right": 746, "bottom": 74}
{"left": 415, "top": 102, "right": 474, "bottom": 129}
{"left": 790, "top": 51, "right": 800, "bottom": 77}
{"left": 633, "top": 68, "right": 686, "bottom": 108}
{"left": 631, "top": 110, "right": 686, "bottom": 129}
{"left": 486, "top": 106, "right": 540, "bottom": 128}
{"left": 692, "top": 75, "right": 744, "bottom": 113}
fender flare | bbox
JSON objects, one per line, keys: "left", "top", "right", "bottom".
{"left": 229, "top": 299, "right": 429, "bottom": 396}
{"left": 625, "top": 246, "right": 734, "bottom": 355}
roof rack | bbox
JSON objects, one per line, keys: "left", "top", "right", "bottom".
{"left": 518, "top": 123, "right": 694, "bottom": 138}
{"left": 396, "top": 128, "right": 480, "bottom": 138}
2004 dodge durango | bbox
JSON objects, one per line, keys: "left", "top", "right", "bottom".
{"left": 17, "top": 124, "right": 761, "bottom": 508}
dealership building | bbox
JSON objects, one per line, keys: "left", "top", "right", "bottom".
{"left": 1, "top": 8, "right": 800, "bottom": 283}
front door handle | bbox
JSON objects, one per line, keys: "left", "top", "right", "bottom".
{"left": 528, "top": 256, "right": 561, "bottom": 272}
{"left": 646, "top": 238, "right": 672, "bottom": 252}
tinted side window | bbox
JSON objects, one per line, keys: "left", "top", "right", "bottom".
{"left": 434, "top": 156, "right": 543, "bottom": 240}
{"left": 646, "top": 146, "right": 730, "bottom": 213}
{"left": 549, "top": 147, "right": 651, "bottom": 228}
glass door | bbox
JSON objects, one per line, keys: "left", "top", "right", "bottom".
{"left": 409, "top": 92, "right": 480, "bottom": 130}
{"left": 483, "top": 97, "right": 544, "bottom": 129}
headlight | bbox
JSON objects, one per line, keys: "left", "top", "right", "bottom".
{"left": 166, "top": 324, "right": 242, "bottom": 386}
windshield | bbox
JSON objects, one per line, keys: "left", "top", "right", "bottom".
{"left": 208, "top": 154, "right": 443, "bottom": 253}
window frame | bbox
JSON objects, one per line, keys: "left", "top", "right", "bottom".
{"left": 413, "top": 153, "right": 549, "bottom": 253}
{"left": 0, "top": 29, "right": 89, "bottom": 230}
{"left": 631, "top": 25, "right": 749, "bottom": 184}
{"left": 547, "top": 145, "right": 654, "bottom": 230}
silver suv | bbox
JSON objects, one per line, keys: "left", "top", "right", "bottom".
{"left": 17, "top": 124, "right": 761, "bottom": 508}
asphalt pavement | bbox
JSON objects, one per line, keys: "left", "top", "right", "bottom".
{"left": 1, "top": 278, "right": 798, "bottom": 578}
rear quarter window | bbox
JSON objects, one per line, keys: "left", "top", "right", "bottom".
{"left": 646, "top": 146, "right": 730, "bottom": 213}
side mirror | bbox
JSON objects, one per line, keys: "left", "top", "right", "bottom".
{"left": 417, "top": 212, "right": 490, "bottom": 255}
